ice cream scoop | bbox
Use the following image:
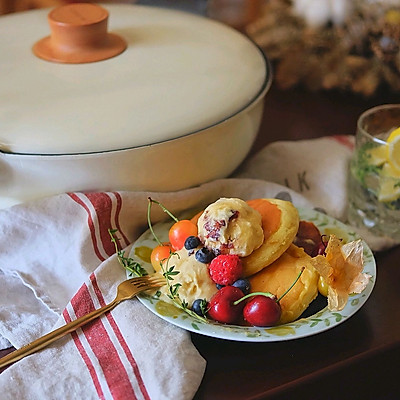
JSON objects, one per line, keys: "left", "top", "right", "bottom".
{"left": 197, "top": 198, "right": 264, "bottom": 257}
{"left": 158, "top": 248, "right": 218, "bottom": 307}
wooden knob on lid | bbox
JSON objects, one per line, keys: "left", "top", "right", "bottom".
{"left": 33, "top": 3, "right": 127, "bottom": 63}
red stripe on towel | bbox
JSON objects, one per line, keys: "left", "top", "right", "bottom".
{"left": 68, "top": 193, "right": 106, "bottom": 262}
{"left": 113, "top": 192, "right": 130, "bottom": 248}
{"left": 90, "top": 274, "right": 150, "bottom": 400}
{"left": 71, "top": 281, "right": 138, "bottom": 400}
{"left": 62, "top": 307, "right": 105, "bottom": 400}
{"left": 85, "top": 193, "right": 116, "bottom": 257}
{"left": 331, "top": 135, "right": 355, "bottom": 150}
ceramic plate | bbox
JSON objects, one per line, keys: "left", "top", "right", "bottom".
{"left": 128, "top": 208, "right": 376, "bottom": 342}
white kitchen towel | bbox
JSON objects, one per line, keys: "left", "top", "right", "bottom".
{"left": 0, "top": 179, "right": 311, "bottom": 400}
{"left": 0, "top": 135, "right": 397, "bottom": 399}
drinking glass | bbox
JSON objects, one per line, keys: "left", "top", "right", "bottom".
{"left": 347, "top": 104, "right": 400, "bottom": 240}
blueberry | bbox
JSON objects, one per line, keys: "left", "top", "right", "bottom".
{"left": 195, "top": 247, "right": 215, "bottom": 264}
{"left": 184, "top": 235, "right": 201, "bottom": 250}
{"left": 192, "top": 299, "right": 207, "bottom": 317}
{"left": 232, "top": 278, "right": 251, "bottom": 295}
{"left": 216, "top": 284, "right": 224, "bottom": 290}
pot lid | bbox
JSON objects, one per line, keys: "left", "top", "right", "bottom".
{"left": 0, "top": 3, "right": 268, "bottom": 155}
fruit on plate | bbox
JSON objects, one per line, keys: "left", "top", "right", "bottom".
{"left": 142, "top": 196, "right": 370, "bottom": 328}
{"left": 293, "top": 220, "right": 327, "bottom": 257}
{"left": 310, "top": 235, "right": 371, "bottom": 311}
{"left": 207, "top": 286, "right": 245, "bottom": 324}
{"left": 208, "top": 254, "right": 243, "bottom": 286}
{"left": 169, "top": 219, "right": 198, "bottom": 251}
{"left": 206, "top": 266, "right": 305, "bottom": 327}
{"left": 151, "top": 242, "right": 174, "bottom": 272}
{"left": 242, "top": 294, "right": 282, "bottom": 327}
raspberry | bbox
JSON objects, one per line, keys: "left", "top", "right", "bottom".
{"left": 209, "top": 254, "right": 243, "bottom": 286}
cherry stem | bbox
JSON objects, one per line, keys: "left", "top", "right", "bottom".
{"left": 233, "top": 267, "right": 305, "bottom": 306}
{"left": 148, "top": 197, "right": 179, "bottom": 222}
{"left": 147, "top": 197, "right": 179, "bottom": 246}
{"left": 147, "top": 198, "right": 162, "bottom": 246}
{"left": 233, "top": 291, "right": 275, "bottom": 306}
{"left": 276, "top": 267, "right": 305, "bottom": 303}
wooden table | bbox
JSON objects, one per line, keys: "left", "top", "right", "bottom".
{"left": 190, "top": 84, "right": 400, "bottom": 399}
{"left": 1, "top": 84, "right": 400, "bottom": 399}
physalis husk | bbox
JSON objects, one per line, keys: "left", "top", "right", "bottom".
{"left": 311, "top": 235, "right": 371, "bottom": 311}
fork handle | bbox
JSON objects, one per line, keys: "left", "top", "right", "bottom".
{"left": 0, "top": 299, "right": 119, "bottom": 369}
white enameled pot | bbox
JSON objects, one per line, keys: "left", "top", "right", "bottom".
{"left": 0, "top": 3, "right": 271, "bottom": 209}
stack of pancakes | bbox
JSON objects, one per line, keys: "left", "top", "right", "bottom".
{"left": 242, "top": 199, "right": 320, "bottom": 324}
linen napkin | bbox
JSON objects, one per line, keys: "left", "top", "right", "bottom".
{"left": 0, "top": 135, "right": 396, "bottom": 399}
{"left": 0, "top": 179, "right": 312, "bottom": 399}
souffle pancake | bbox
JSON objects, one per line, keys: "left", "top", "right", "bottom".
{"left": 248, "top": 244, "right": 320, "bottom": 324}
{"left": 241, "top": 198, "right": 300, "bottom": 277}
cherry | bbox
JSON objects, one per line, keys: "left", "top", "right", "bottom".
{"left": 316, "top": 236, "right": 329, "bottom": 255}
{"left": 235, "top": 267, "right": 305, "bottom": 327}
{"left": 169, "top": 219, "right": 198, "bottom": 250}
{"left": 294, "top": 221, "right": 327, "bottom": 257}
{"left": 150, "top": 243, "right": 173, "bottom": 272}
{"left": 243, "top": 295, "right": 281, "bottom": 326}
{"left": 147, "top": 197, "right": 197, "bottom": 251}
{"left": 207, "top": 286, "right": 244, "bottom": 324}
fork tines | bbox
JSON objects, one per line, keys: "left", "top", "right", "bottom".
{"left": 129, "top": 274, "right": 164, "bottom": 287}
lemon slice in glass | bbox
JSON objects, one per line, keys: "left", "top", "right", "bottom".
{"left": 381, "top": 162, "right": 400, "bottom": 179}
{"left": 378, "top": 179, "right": 400, "bottom": 202}
{"left": 365, "top": 144, "right": 387, "bottom": 166}
{"left": 387, "top": 127, "right": 400, "bottom": 173}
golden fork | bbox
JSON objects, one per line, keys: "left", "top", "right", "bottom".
{"left": 0, "top": 274, "right": 165, "bottom": 369}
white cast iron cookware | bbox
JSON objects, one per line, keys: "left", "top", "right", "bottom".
{"left": 0, "top": 3, "right": 271, "bottom": 209}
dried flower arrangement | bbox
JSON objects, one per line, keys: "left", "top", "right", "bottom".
{"left": 246, "top": 0, "right": 400, "bottom": 96}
